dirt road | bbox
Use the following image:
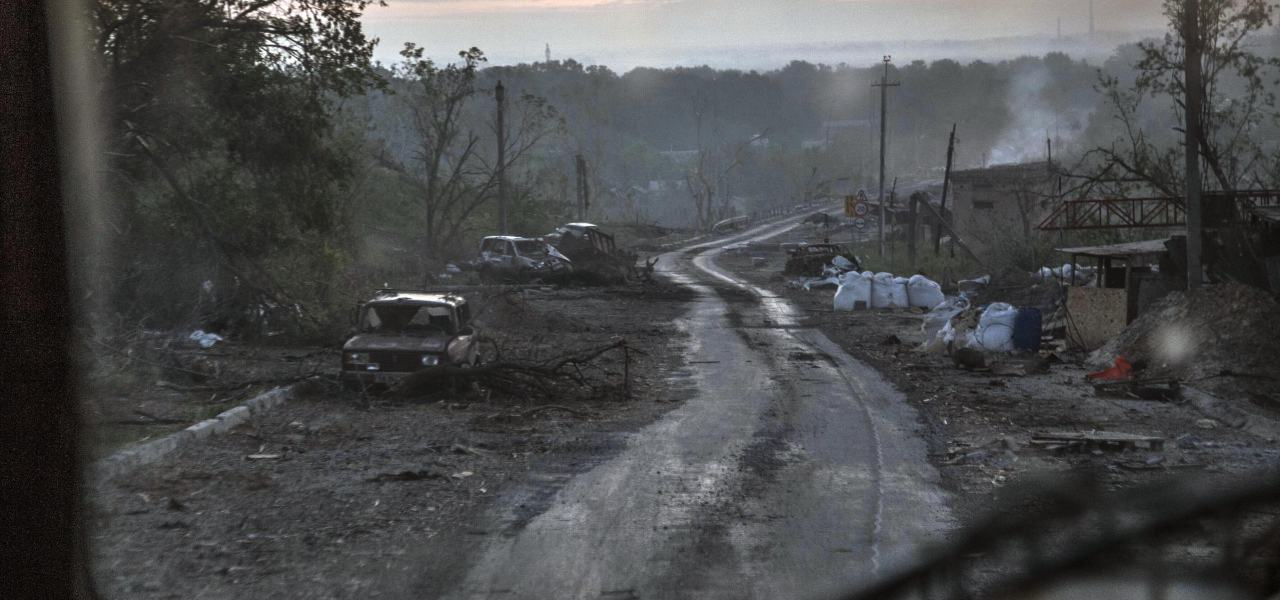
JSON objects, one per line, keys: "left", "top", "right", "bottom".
{"left": 438, "top": 220, "right": 953, "bottom": 599}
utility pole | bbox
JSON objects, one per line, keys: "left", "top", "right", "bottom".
{"left": 575, "top": 154, "right": 589, "bottom": 221}
{"left": 908, "top": 192, "right": 920, "bottom": 272}
{"left": 936, "top": 123, "right": 956, "bottom": 256}
{"left": 1183, "top": 0, "right": 1204, "bottom": 289}
{"left": 495, "top": 81, "right": 508, "bottom": 234}
{"left": 873, "top": 55, "right": 899, "bottom": 258}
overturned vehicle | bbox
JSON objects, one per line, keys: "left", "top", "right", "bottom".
{"left": 471, "top": 235, "right": 573, "bottom": 283}
{"left": 341, "top": 290, "right": 479, "bottom": 391}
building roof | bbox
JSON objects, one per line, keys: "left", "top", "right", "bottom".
{"left": 368, "top": 291, "right": 466, "bottom": 306}
{"left": 951, "top": 161, "right": 1057, "bottom": 182}
{"left": 1056, "top": 238, "right": 1170, "bottom": 258}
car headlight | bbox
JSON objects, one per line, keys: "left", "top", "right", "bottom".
{"left": 421, "top": 354, "right": 440, "bottom": 366}
{"left": 347, "top": 352, "right": 370, "bottom": 364}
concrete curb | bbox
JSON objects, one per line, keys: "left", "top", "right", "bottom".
{"left": 94, "top": 385, "right": 295, "bottom": 482}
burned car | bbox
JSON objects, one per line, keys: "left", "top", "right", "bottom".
{"left": 474, "top": 235, "right": 572, "bottom": 282}
{"left": 341, "top": 291, "right": 478, "bottom": 390}
{"left": 783, "top": 243, "right": 861, "bottom": 277}
{"left": 543, "top": 222, "right": 637, "bottom": 282}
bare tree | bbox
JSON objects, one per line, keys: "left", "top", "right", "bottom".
{"left": 379, "top": 45, "right": 563, "bottom": 261}
{"left": 684, "top": 95, "right": 765, "bottom": 230}
{"left": 1067, "top": 0, "right": 1280, "bottom": 197}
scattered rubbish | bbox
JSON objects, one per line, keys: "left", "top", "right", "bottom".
{"left": 953, "top": 347, "right": 987, "bottom": 370}
{"left": 1087, "top": 356, "right": 1133, "bottom": 382}
{"left": 989, "top": 356, "right": 1051, "bottom": 377}
{"left": 188, "top": 330, "right": 224, "bottom": 349}
{"left": 751, "top": 256, "right": 768, "bottom": 268}
{"left": 245, "top": 453, "right": 282, "bottom": 460}
{"left": 1088, "top": 283, "right": 1280, "bottom": 401}
{"left": 1195, "top": 418, "right": 1219, "bottom": 430}
{"left": 1029, "top": 431, "right": 1164, "bottom": 453}
{"left": 1092, "top": 378, "right": 1181, "bottom": 401}
{"left": 367, "top": 469, "right": 447, "bottom": 483}
{"left": 450, "top": 471, "right": 475, "bottom": 479}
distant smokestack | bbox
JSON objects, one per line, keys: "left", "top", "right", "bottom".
{"left": 545, "top": 43, "right": 551, "bottom": 64}
{"left": 1058, "top": 17, "right": 1062, "bottom": 39}
{"left": 1089, "top": 0, "right": 1095, "bottom": 37}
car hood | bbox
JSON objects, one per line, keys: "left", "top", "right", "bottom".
{"left": 343, "top": 333, "right": 448, "bottom": 353}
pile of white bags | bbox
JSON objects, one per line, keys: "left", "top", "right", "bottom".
{"left": 964, "top": 302, "right": 1018, "bottom": 352}
{"left": 834, "top": 271, "right": 947, "bottom": 311}
{"left": 833, "top": 271, "right": 873, "bottom": 311}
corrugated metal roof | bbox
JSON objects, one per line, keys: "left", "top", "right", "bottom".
{"left": 1056, "top": 238, "right": 1170, "bottom": 258}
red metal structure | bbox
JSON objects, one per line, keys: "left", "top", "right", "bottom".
{"left": 1038, "top": 189, "right": 1280, "bottom": 231}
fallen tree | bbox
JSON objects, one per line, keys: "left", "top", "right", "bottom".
{"left": 390, "top": 339, "right": 634, "bottom": 400}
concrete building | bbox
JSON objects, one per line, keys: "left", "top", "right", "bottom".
{"left": 948, "top": 161, "right": 1060, "bottom": 259}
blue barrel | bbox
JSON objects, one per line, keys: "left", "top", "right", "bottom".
{"left": 1012, "top": 307, "right": 1042, "bottom": 353}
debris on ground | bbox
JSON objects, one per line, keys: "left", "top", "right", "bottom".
{"left": 1089, "top": 283, "right": 1280, "bottom": 402}
{"left": 187, "top": 330, "right": 224, "bottom": 348}
{"left": 1029, "top": 431, "right": 1165, "bottom": 453}
{"left": 1087, "top": 356, "right": 1134, "bottom": 381}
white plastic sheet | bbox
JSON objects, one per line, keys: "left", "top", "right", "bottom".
{"left": 188, "top": 330, "right": 224, "bottom": 349}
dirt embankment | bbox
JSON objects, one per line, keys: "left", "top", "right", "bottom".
{"left": 714, "top": 245, "right": 1280, "bottom": 533}
{"left": 89, "top": 282, "right": 697, "bottom": 599}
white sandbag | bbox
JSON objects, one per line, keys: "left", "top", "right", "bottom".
{"left": 833, "top": 272, "right": 873, "bottom": 311}
{"left": 889, "top": 277, "right": 910, "bottom": 308}
{"left": 870, "top": 272, "right": 896, "bottom": 308}
{"left": 832, "top": 255, "right": 856, "bottom": 271}
{"left": 966, "top": 302, "right": 1018, "bottom": 352}
{"left": 906, "top": 275, "right": 946, "bottom": 309}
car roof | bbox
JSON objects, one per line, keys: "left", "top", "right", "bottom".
{"left": 482, "top": 235, "right": 539, "bottom": 242}
{"left": 366, "top": 291, "right": 466, "bottom": 306}
{"left": 563, "top": 222, "right": 597, "bottom": 229}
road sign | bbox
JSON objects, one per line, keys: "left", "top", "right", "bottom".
{"left": 853, "top": 202, "right": 870, "bottom": 217}
{"left": 853, "top": 217, "right": 867, "bottom": 230}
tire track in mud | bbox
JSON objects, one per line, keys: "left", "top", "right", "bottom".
{"left": 691, "top": 248, "right": 889, "bottom": 578}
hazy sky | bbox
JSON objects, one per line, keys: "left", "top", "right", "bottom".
{"left": 362, "top": 0, "right": 1167, "bottom": 70}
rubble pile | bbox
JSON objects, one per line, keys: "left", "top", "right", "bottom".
{"left": 1090, "top": 283, "right": 1280, "bottom": 401}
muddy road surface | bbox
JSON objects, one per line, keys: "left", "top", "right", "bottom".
{"left": 439, "top": 220, "right": 952, "bottom": 599}
{"left": 91, "top": 215, "right": 954, "bottom": 599}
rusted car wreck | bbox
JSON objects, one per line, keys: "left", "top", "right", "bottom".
{"left": 341, "top": 290, "right": 479, "bottom": 390}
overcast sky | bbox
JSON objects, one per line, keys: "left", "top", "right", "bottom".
{"left": 362, "top": 0, "right": 1167, "bottom": 70}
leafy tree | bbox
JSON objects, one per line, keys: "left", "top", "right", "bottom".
{"left": 94, "top": 0, "right": 383, "bottom": 332}
{"left": 1072, "top": 0, "right": 1280, "bottom": 196}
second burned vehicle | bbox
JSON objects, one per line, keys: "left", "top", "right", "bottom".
{"left": 472, "top": 235, "right": 573, "bottom": 283}
{"left": 340, "top": 290, "right": 479, "bottom": 390}
{"left": 543, "top": 222, "right": 637, "bottom": 282}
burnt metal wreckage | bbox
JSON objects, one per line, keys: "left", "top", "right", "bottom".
{"left": 340, "top": 290, "right": 480, "bottom": 392}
